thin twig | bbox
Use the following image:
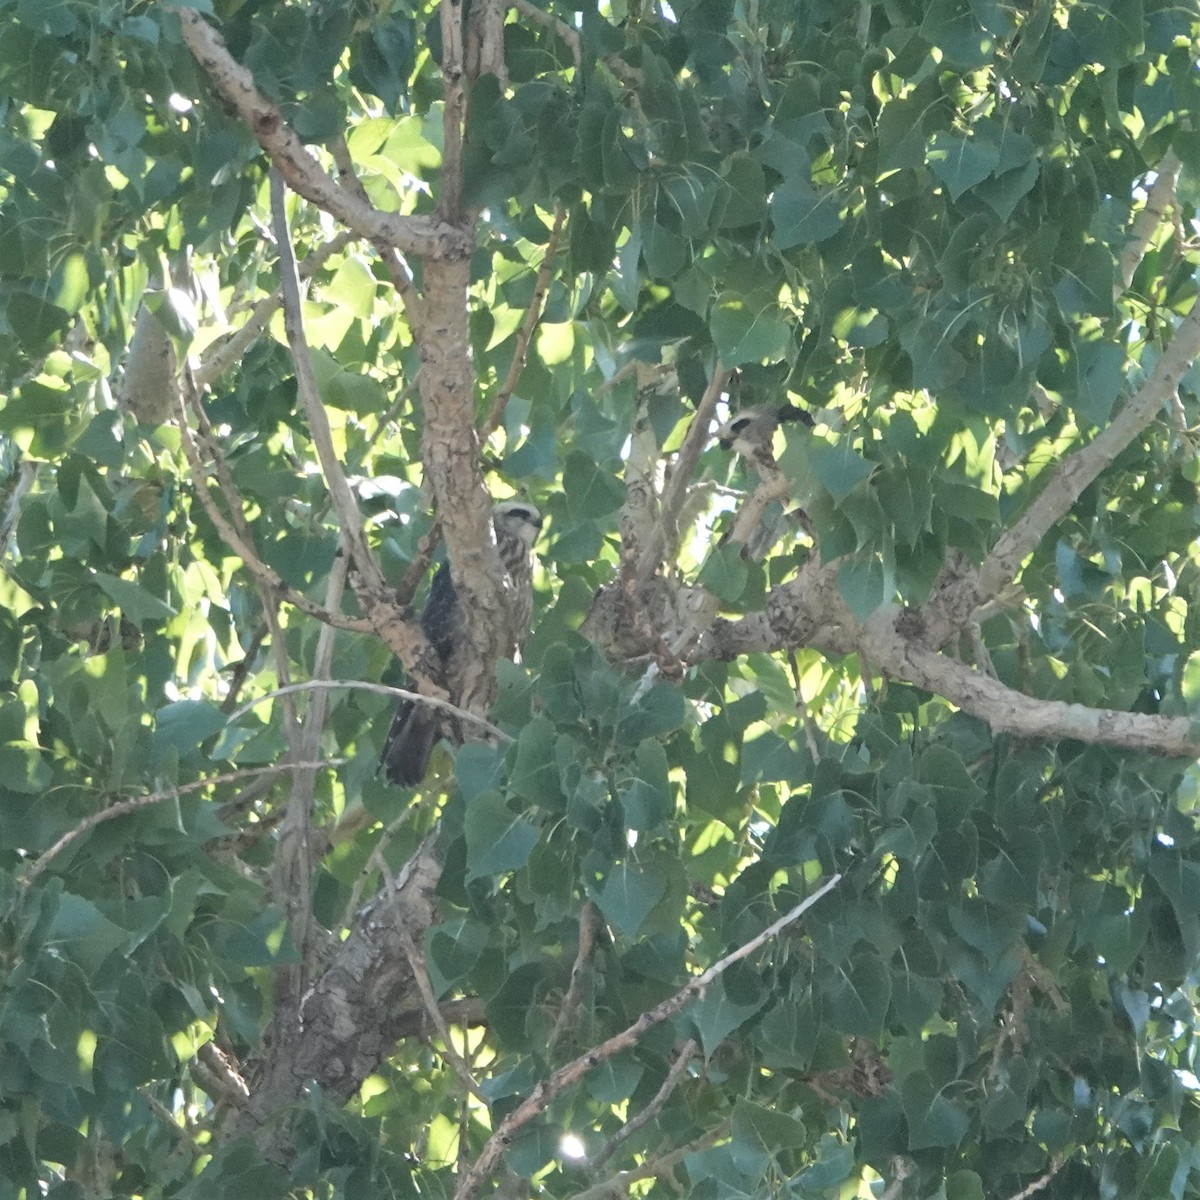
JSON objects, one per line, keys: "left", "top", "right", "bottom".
{"left": 226, "top": 679, "right": 513, "bottom": 742}
{"left": 587, "top": 1039, "right": 698, "bottom": 1172}
{"left": 508, "top": 0, "right": 581, "bottom": 70}
{"left": 876, "top": 1157, "right": 914, "bottom": 1200}
{"left": 270, "top": 169, "right": 387, "bottom": 594}
{"left": 194, "top": 230, "right": 355, "bottom": 388}
{"left": 637, "top": 365, "right": 731, "bottom": 585}
{"left": 398, "top": 925, "right": 489, "bottom": 1103}
{"left": 328, "top": 134, "right": 426, "bottom": 337}
{"left": 1003, "top": 1154, "right": 1065, "bottom": 1200}
{"left": 196, "top": 1042, "right": 251, "bottom": 1106}
{"left": 548, "top": 900, "right": 598, "bottom": 1052}
{"left": 176, "top": 372, "right": 372, "bottom": 634}
{"left": 480, "top": 208, "right": 567, "bottom": 443}
{"left": 453, "top": 873, "right": 842, "bottom": 1200}
{"left": 567, "top": 1127, "right": 726, "bottom": 1200}
{"left": 22, "top": 761, "right": 345, "bottom": 886}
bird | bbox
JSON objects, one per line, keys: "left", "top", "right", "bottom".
{"left": 716, "top": 403, "right": 813, "bottom": 456}
{"left": 381, "top": 500, "right": 542, "bottom": 786}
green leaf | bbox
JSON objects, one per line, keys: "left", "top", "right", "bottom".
{"left": 592, "top": 862, "right": 666, "bottom": 937}
{"left": 48, "top": 894, "right": 131, "bottom": 971}
{"left": 731, "top": 1099, "right": 806, "bottom": 1172}
{"left": 563, "top": 451, "right": 626, "bottom": 519}
{"left": 770, "top": 179, "right": 844, "bottom": 248}
{"left": 465, "top": 792, "right": 539, "bottom": 882}
{"left": 823, "top": 951, "right": 891, "bottom": 1037}
{"left": 837, "top": 556, "right": 886, "bottom": 622}
{"left": 697, "top": 545, "right": 750, "bottom": 603}
{"left": 926, "top": 132, "right": 1001, "bottom": 200}
{"left": 93, "top": 571, "right": 177, "bottom": 625}
{"left": 507, "top": 717, "right": 564, "bottom": 810}
{"left": 710, "top": 295, "right": 791, "bottom": 366}
{"left": 718, "top": 154, "right": 768, "bottom": 228}
{"left": 690, "top": 978, "right": 767, "bottom": 1058}
{"left": 154, "top": 699, "right": 226, "bottom": 755}
{"left": 902, "top": 1071, "right": 971, "bottom": 1150}
{"left": 809, "top": 442, "right": 875, "bottom": 502}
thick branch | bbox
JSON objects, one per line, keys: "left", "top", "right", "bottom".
{"left": 233, "top": 835, "right": 444, "bottom": 1160}
{"left": 418, "top": 255, "right": 514, "bottom": 715}
{"left": 856, "top": 610, "right": 1200, "bottom": 754}
{"left": 172, "top": 9, "right": 471, "bottom": 261}
{"left": 1117, "top": 153, "right": 1181, "bottom": 297}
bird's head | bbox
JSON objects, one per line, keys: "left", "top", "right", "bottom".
{"left": 493, "top": 500, "right": 543, "bottom": 547}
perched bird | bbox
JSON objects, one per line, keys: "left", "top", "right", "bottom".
{"left": 381, "top": 500, "right": 542, "bottom": 786}
{"left": 716, "top": 403, "right": 813, "bottom": 456}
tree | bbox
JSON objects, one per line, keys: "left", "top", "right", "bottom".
{"left": 2, "top": 0, "right": 1200, "bottom": 1195}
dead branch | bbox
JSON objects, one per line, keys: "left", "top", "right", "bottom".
{"left": 453, "top": 873, "right": 842, "bottom": 1200}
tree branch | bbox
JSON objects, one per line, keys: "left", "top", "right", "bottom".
{"left": 929, "top": 297, "right": 1200, "bottom": 637}
{"left": 548, "top": 900, "right": 598, "bottom": 1053}
{"left": 232, "top": 833, "right": 444, "bottom": 1161}
{"left": 171, "top": 8, "right": 472, "bottom": 261}
{"left": 328, "top": 134, "right": 427, "bottom": 339}
{"left": 1117, "top": 152, "right": 1181, "bottom": 298}
{"left": 226, "top": 679, "right": 514, "bottom": 744}
{"left": 22, "top": 761, "right": 344, "bottom": 886}
{"left": 479, "top": 206, "right": 567, "bottom": 444}
{"left": 194, "top": 230, "right": 355, "bottom": 388}
{"left": 586, "top": 1039, "right": 698, "bottom": 1172}
{"left": 637, "top": 364, "right": 730, "bottom": 585}
{"left": 854, "top": 611, "right": 1200, "bottom": 755}
{"left": 453, "top": 873, "right": 842, "bottom": 1200}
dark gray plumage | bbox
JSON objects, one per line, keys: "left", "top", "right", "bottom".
{"left": 381, "top": 501, "right": 542, "bottom": 787}
{"left": 716, "top": 403, "right": 812, "bottom": 455}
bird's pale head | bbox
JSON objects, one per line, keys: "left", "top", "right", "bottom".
{"left": 493, "top": 500, "right": 543, "bottom": 547}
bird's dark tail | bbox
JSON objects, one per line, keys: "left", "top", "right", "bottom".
{"left": 380, "top": 698, "right": 441, "bottom": 787}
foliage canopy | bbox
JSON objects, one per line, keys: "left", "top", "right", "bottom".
{"left": 2, "top": 0, "right": 1200, "bottom": 1198}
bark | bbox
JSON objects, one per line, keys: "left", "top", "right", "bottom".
{"left": 232, "top": 838, "right": 443, "bottom": 1162}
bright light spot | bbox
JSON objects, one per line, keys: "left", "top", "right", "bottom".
{"left": 560, "top": 1134, "right": 587, "bottom": 1160}
{"left": 1157, "top": 832, "right": 1176, "bottom": 847}
{"left": 169, "top": 93, "right": 194, "bottom": 114}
